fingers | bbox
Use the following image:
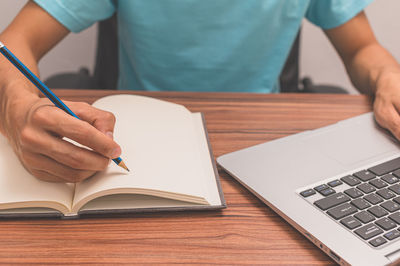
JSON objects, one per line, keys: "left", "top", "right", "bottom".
{"left": 9, "top": 98, "right": 121, "bottom": 183}
{"left": 30, "top": 104, "right": 121, "bottom": 159}
{"left": 374, "top": 96, "right": 400, "bottom": 140}
{"left": 68, "top": 101, "right": 116, "bottom": 138}
{"left": 30, "top": 169, "right": 67, "bottom": 183}
{"left": 19, "top": 126, "right": 111, "bottom": 171}
{"left": 22, "top": 151, "right": 96, "bottom": 183}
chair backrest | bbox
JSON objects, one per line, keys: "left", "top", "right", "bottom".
{"left": 93, "top": 15, "right": 300, "bottom": 92}
{"left": 93, "top": 14, "right": 119, "bottom": 90}
{"left": 279, "top": 31, "right": 300, "bottom": 92}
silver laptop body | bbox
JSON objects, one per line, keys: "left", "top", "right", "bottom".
{"left": 217, "top": 112, "right": 400, "bottom": 265}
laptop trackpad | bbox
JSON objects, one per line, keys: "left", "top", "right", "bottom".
{"left": 301, "top": 115, "right": 400, "bottom": 167}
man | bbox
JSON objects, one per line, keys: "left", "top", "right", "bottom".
{"left": 0, "top": 0, "right": 399, "bottom": 183}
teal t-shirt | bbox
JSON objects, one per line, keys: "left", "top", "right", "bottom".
{"left": 34, "top": 0, "right": 372, "bottom": 93}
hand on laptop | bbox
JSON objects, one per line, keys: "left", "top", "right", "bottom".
{"left": 373, "top": 70, "right": 400, "bottom": 141}
{"left": 323, "top": 12, "right": 400, "bottom": 139}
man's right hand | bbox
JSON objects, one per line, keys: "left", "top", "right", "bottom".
{"left": 0, "top": 1, "right": 121, "bottom": 182}
{"left": 2, "top": 91, "right": 122, "bottom": 183}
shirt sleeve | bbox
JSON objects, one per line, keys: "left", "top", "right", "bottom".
{"left": 34, "top": 0, "right": 116, "bottom": 33}
{"left": 306, "top": 0, "right": 374, "bottom": 29}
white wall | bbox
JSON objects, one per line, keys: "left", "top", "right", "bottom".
{"left": 300, "top": 0, "right": 400, "bottom": 94}
{"left": 39, "top": 26, "right": 97, "bottom": 81}
{"left": 1, "top": 0, "right": 399, "bottom": 93}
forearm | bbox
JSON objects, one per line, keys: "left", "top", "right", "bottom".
{"left": 0, "top": 32, "right": 41, "bottom": 137}
{"left": 345, "top": 43, "right": 400, "bottom": 95}
{"left": 0, "top": 0, "right": 69, "bottom": 137}
{"left": 0, "top": 28, "right": 42, "bottom": 90}
{"left": 0, "top": 0, "right": 55, "bottom": 99}
{"left": 326, "top": 11, "right": 400, "bottom": 140}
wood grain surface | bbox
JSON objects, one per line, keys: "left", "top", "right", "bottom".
{"left": 0, "top": 90, "right": 372, "bottom": 265}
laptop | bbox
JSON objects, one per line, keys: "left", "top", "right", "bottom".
{"left": 217, "top": 112, "right": 400, "bottom": 265}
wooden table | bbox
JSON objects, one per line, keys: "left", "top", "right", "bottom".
{"left": 0, "top": 90, "right": 372, "bottom": 264}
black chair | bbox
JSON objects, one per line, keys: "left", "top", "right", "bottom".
{"left": 45, "top": 15, "right": 119, "bottom": 90}
{"left": 279, "top": 30, "right": 347, "bottom": 94}
{"left": 45, "top": 16, "right": 347, "bottom": 94}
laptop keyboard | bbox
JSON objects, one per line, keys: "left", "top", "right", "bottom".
{"left": 299, "top": 156, "right": 400, "bottom": 248}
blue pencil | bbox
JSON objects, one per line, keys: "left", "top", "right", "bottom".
{"left": 0, "top": 41, "right": 129, "bottom": 172}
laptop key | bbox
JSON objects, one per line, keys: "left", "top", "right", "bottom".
{"left": 380, "top": 201, "right": 400, "bottom": 212}
{"left": 388, "top": 212, "right": 400, "bottom": 224}
{"left": 369, "top": 179, "right": 388, "bottom": 189}
{"left": 369, "top": 236, "right": 387, "bottom": 247}
{"left": 327, "top": 203, "right": 357, "bottom": 220}
{"left": 354, "top": 170, "right": 376, "bottom": 182}
{"left": 381, "top": 174, "right": 399, "bottom": 184}
{"left": 341, "top": 175, "right": 361, "bottom": 186}
{"left": 351, "top": 198, "right": 371, "bottom": 210}
{"left": 314, "top": 184, "right": 329, "bottom": 192}
{"left": 340, "top": 216, "right": 362, "bottom": 230}
{"left": 355, "top": 211, "right": 375, "bottom": 223}
{"left": 300, "top": 189, "right": 316, "bottom": 198}
{"left": 393, "top": 169, "right": 400, "bottom": 178}
{"left": 328, "top": 180, "right": 343, "bottom": 187}
{"left": 355, "top": 223, "right": 384, "bottom": 240}
{"left": 368, "top": 206, "right": 388, "bottom": 218}
{"left": 368, "top": 156, "right": 400, "bottom": 176}
{"left": 364, "top": 194, "right": 384, "bottom": 205}
{"left": 384, "top": 230, "right": 400, "bottom": 240}
{"left": 357, "top": 183, "right": 376, "bottom": 194}
{"left": 389, "top": 184, "right": 400, "bottom": 195}
{"left": 344, "top": 188, "right": 363, "bottom": 199}
{"left": 377, "top": 188, "right": 396, "bottom": 200}
{"left": 314, "top": 193, "right": 350, "bottom": 211}
{"left": 320, "top": 188, "right": 335, "bottom": 197}
{"left": 375, "top": 217, "right": 396, "bottom": 230}
{"left": 393, "top": 196, "right": 400, "bottom": 205}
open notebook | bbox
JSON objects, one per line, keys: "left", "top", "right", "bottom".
{"left": 0, "top": 94, "right": 225, "bottom": 218}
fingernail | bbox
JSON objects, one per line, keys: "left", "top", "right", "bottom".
{"left": 111, "top": 147, "right": 121, "bottom": 158}
{"left": 106, "top": 131, "right": 114, "bottom": 139}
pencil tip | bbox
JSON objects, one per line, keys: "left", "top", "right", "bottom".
{"left": 118, "top": 160, "right": 130, "bottom": 172}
